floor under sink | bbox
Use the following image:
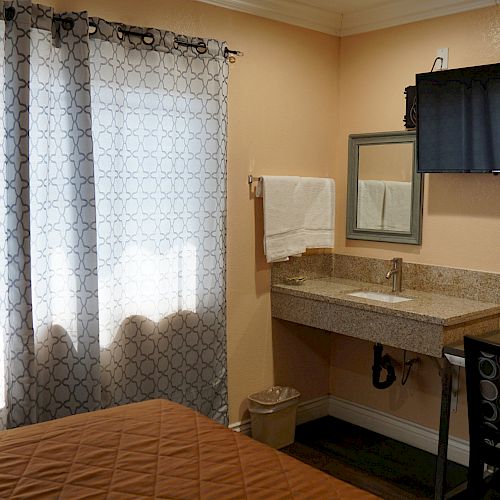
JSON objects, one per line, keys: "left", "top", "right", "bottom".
{"left": 282, "top": 416, "right": 468, "bottom": 500}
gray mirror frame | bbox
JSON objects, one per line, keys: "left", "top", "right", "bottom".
{"left": 346, "top": 130, "right": 423, "bottom": 245}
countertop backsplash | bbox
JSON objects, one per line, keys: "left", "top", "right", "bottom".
{"left": 272, "top": 253, "right": 500, "bottom": 304}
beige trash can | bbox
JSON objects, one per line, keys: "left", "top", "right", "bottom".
{"left": 248, "top": 386, "right": 300, "bottom": 449}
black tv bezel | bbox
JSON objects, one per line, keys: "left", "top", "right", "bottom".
{"left": 416, "top": 62, "right": 500, "bottom": 174}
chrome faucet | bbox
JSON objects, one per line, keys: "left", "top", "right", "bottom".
{"left": 386, "top": 257, "right": 403, "bottom": 292}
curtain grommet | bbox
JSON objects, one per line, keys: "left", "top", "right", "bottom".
{"left": 62, "top": 19, "right": 74, "bottom": 31}
{"left": 4, "top": 6, "right": 15, "bottom": 21}
{"left": 142, "top": 34, "right": 154, "bottom": 46}
{"left": 196, "top": 42, "right": 207, "bottom": 54}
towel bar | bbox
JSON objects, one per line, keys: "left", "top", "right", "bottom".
{"left": 248, "top": 174, "right": 262, "bottom": 185}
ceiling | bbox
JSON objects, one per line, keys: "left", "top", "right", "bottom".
{"left": 195, "top": 0, "right": 496, "bottom": 36}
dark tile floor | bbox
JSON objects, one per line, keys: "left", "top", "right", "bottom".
{"left": 281, "top": 416, "right": 469, "bottom": 499}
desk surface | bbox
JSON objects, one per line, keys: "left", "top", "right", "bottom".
{"left": 273, "top": 277, "right": 500, "bottom": 357}
{"left": 274, "top": 277, "right": 500, "bottom": 326}
{"left": 443, "top": 329, "right": 500, "bottom": 359}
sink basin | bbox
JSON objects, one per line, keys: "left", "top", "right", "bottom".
{"left": 347, "top": 291, "right": 412, "bottom": 303}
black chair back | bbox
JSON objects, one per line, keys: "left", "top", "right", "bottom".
{"left": 464, "top": 335, "right": 500, "bottom": 469}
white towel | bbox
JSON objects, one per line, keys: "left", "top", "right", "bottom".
{"left": 383, "top": 181, "right": 412, "bottom": 232}
{"left": 357, "top": 180, "right": 385, "bottom": 230}
{"left": 301, "top": 177, "right": 335, "bottom": 248}
{"left": 261, "top": 176, "right": 306, "bottom": 263}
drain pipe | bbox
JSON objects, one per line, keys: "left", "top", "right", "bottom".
{"left": 372, "top": 343, "right": 396, "bottom": 389}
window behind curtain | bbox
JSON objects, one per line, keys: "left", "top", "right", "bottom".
{"left": 89, "top": 34, "right": 228, "bottom": 419}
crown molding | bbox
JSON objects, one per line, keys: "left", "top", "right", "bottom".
{"left": 195, "top": 0, "right": 496, "bottom": 36}
{"left": 341, "top": 0, "right": 496, "bottom": 36}
{"left": 196, "top": 0, "right": 342, "bottom": 35}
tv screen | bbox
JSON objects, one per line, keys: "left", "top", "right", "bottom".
{"left": 416, "top": 63, "right": 500, "bottom": 173}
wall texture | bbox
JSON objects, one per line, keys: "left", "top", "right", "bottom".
{"left": 44, "top": 0, "right": 500, "bottom": 439}
{"left": 332, "top": 6, "right": 500, "bottom": 440}
{"left": 336, "top": 6, "right": 500, "bottom": 271}
{"left": 49, "top": 0, "right": 339, "bottom": 423}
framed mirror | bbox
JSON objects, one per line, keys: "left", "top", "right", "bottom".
{"left": 346, "top": 131, "right": 423, "bottom": 245}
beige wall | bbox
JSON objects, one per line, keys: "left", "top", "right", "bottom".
{"left": 336, "top": 6, "right": 500, "bottom": 271}
{"left": 49, "top": 0, "right": 339, "bottom": 423}
{"left": 45, "top": 0, "right": 500, "bottom": 438}
{"left": 332, "top": 6, "right": 500, "bottom": 440}
{"left": 330, "top": 336, "right": 469, "bottom": 439}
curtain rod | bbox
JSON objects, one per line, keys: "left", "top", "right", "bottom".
{"left": 5, "top": 6, "right": 75, "bottom": 30}
{"left": 3, "top": 7, "right": 243, "bottom": 61}
{"left": 116, "top": 26, "right": 243, "bottom": 60}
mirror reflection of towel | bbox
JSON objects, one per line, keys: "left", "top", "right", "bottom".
{"left": 383, "top": 181, "right": 412, "bottom": 232}
{"left": 357, "top": 180, "right": 385, "bottom": 230}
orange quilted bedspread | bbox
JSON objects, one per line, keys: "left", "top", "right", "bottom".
{"left": 0, "top": 399, "right": 378, "bottom": 499}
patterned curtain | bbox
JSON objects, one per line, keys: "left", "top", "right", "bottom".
{"left": 89, "top": 20, "right": 228, "bottom": 421}
{"left": 0, "top": 0, "right": 228, "bottom": 429}
{"left": 29, "top": 7, "right": 101, "bottom": 423}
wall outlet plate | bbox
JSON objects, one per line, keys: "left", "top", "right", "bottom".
{"left": 436, "top": 48, "right": 448, "bottom": 70}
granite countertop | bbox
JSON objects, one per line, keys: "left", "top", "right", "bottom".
{"left": 272, "top": 277, "right": 500, "bottom": 327}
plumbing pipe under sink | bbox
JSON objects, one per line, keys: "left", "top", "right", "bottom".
{"left": 372, "top": 343, "right": 396, "bottom": 389}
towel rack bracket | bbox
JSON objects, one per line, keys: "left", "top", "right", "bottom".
{"left": 248, "top": 174, "right": 262, "bottom": 185}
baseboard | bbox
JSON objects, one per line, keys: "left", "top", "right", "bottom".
{"left": 228, "top": 395, "right": 329, "bottom": 436}
{"left": 328, "top": 395, "right": 469, "bottom": 467}
{"left": 228, "top": 418, "right": 252, "bottom": 435}
{"left": 229, "top": 394, "right": 468, "bottom": 466}
{"left": 296, "top": 395, "right": 330, "bottom": 425}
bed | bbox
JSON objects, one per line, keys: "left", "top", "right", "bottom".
{"left": 0, "top": 399, "right": 377, "bottom": 499}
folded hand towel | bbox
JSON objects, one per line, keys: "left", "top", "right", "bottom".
{"left": 301, "top": 177, "right": 335, "bottom": 248}
{"left": 383, "top": 180, "right": 412, "bottom": 232}
{"left": 357, "top": 180, "right": 385, "bottom": 230}
{"left": 261, "top": 176, "right": 306, "bottom": 263}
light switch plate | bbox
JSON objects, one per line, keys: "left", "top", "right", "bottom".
{"left": 436, "top": 48, "right": 448, "bottom": 70}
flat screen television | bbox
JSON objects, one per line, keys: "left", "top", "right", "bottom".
{"left": 416, "top": 63, "right": 500, "bottom": 173}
